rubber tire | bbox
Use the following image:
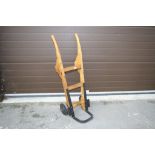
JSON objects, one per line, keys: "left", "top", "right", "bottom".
{"left": 60, "top": 103, "right": 68, "bottom": 115}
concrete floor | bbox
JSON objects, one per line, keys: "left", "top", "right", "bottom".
{"left": 0, "top": 99, "right": 155, "bottom": 128}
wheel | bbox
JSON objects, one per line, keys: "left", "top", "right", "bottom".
{"left": 60, "top": 103, "right": 68, "bottom": 115}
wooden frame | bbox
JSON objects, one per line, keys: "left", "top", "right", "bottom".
{"left": 51, "top": 33, "right": 86, "bottom": 110}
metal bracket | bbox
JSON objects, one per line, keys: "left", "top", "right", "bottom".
{"left": 0, "top": 73, "right": 5, "bottom": 102}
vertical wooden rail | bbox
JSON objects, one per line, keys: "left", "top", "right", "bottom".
{"left": 74, "top": 33, "right": 85, "bottom": 110}
{"left": 51, "top": 35, "right": 70, "bottom": 107}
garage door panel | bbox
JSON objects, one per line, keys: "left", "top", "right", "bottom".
{"left": 6, "top": 85, "right": 155, "bottom": 94}
{"left": 2, "top": 68, "right": 155, "bottom": 78}
{"left": 1, "top": 33, "right": 155, "bottom": 42}
{"left": 5, "top": 87, "right": 63, "bottom": 93}
{"left": 91, "top": 85, "right": 155, "bottom": 92}
{"left": 1, "top": 41, "right": 155, "bottom": 49}
{"left": 1, "top": 48, "right": 155, "bottom": 57}
{"left": 5, "top": 80, "right": 155, "bottom": 93}
{"left": 4, "top": 75, "right": 155, "bottom": 85}
{"left": 1, "top": 26, "right": 155, "bottom": 93}
{"left": 1, "top": 55, "right": 155, "bottom": 63}
{"left": 1, "top": 62, "right": 155, "bottom": 70}
{"left": 0, "top": 26, "right": 155, "bottom": 34}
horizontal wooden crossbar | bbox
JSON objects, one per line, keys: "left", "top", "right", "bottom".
{"left": 68, "top": 82, "right": 82, "bottom": 90}
{"left": 64, "top": 66, "right": 78, "bottom": 72}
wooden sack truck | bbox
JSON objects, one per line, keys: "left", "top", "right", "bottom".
{"left": 51, "top": 33, "right": 93, "bottom": 123}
